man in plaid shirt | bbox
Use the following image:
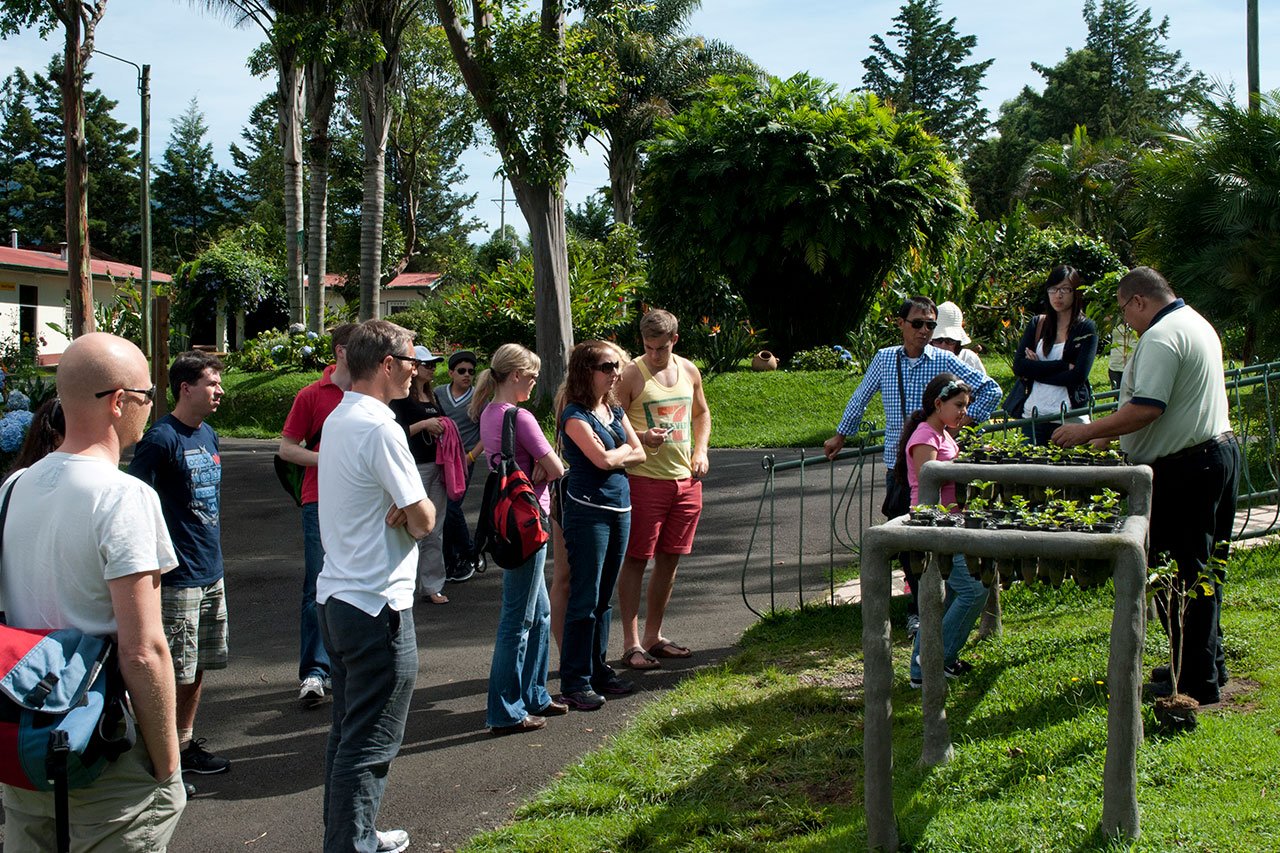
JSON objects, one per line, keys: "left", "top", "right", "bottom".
{"left": 823, "top": 296, "right": 1001, "bottom": 473}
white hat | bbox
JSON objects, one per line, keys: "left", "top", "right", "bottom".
{"left": 413, "top": 345, "right": 443, "bottom": 364}
{"left": 932, "top": 301, "right": 971, "bottom": 346}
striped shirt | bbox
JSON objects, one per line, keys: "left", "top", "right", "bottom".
{"left": 835, "top": 344, "right": 1002, "bottom": 468}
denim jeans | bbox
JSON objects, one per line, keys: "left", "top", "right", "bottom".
{"left": 300, "top": 503, "right": 331, "bottom": 681}
{"left": 486, "top": 545, "right": 553, "bottom": 728}
{"left": 319, "top": 598, "right": 417, "bottom": 853}
{"left": 910, "top": 554, "right": 987, "bottom": 680}
{"left": 560, "top": 502, "right": 631, "bottom": 694}
{"left": 443, "top": 461, "right": 476, "bottom": 568}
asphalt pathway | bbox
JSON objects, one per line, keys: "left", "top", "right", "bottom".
{"left": 152, "top": 440, "right": 872, "bottom": 852}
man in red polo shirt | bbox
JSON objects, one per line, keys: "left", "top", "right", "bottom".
{"left": 278, "top": 323, "right": 356, "bottom": 708}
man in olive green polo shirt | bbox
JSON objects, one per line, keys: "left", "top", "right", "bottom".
{"left": 1053, "top": 266, "right": 1239, "bottom": 705}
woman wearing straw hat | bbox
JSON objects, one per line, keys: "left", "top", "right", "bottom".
{"left": 931, "top": 301, "right": 986, "bottom": 376}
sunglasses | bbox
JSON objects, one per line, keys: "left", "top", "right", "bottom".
{"left": 452, "top": 366, "right": 475, "bottom": 375}
{"left": 905, "top": 319, "right": 938, "bottom": 330}
{"left": 593, "top": 361, "right": 620, "bottom": 374}
{"left": 94, "top": 385, "right": 156, "bottom": 402}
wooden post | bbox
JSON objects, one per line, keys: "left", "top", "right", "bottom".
{"left": 152, "top": 295, "right": 170, "bottom": 422}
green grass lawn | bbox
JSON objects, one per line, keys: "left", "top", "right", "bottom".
{"left": 462, "top": 543, "right": 1280, "bottom": 852}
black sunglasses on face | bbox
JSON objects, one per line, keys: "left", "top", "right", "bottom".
{"left": 95, "top": 385, "right": 156, "bottom": 402}
{"left": 593, "top": 361, "right": 620, "bottom": 374}
{"left": 906, "top": 319, "right": 938, "bottom": 330}
{"left": 453, "top": 366, "right": 475, "bottom": 375}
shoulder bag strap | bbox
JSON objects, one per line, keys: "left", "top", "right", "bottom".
{"left": 502, "top": 406, "right": 520, "bottom": 460}
{"left": 0, "top": 471, "right": 25, "bottom": 619}
{"left": 895, "top": 351, "right": 908, "bottom": 423}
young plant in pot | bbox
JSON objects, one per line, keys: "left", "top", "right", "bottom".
{"left": 1147, "top": 553, "right": 1216, "bottom": 732}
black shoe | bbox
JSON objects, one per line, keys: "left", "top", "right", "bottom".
{"left": 181, "top": 738, "right": 230, "bottom": 775}
{"left": 560, "top": 690, "right": 605, "bottom": 711}
{"left": 943, "top": 659, "right": 974, "bottom": 679}
{"left": 593, "top": 674, "right": 635, "bottom": 695}
{"left": 473, "top": 553, "right": 487, "bottom": 574}
{"left": 1151, "top": 665, "right": 1229, "bottom": 687}
{"left": 1145, "top": 680, "right": 1221, "bottom": 706}
{"left": 446, "top": 560, "right": 476, "bottom": 583}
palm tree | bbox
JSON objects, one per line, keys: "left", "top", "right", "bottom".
{"left": 302, "top": 1, "right": 346, "bottom": 332}
{"left": 580, "top": 0, "right": 756, "bottom": 225}
{"left": 1129, "top": 92, "right": 1280, "bottom": 361}
{"left": 349, "top": 0, "right": 424, "bottom": 320}
{"left": 196, "top": 0, "right": 308, "bottom": 326}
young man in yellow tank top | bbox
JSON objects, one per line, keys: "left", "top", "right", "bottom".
{"left": 615, "top": 309, "right": 712, "bottom": 669}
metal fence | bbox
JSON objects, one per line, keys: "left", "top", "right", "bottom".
{"left": 741, "top": 360, "right": 1280, "bottom": 616}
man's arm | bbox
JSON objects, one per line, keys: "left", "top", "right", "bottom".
{"left": 386, "top": 499, "right": 436, "bottom": 540}
{"left": 108, "top": 571, "right": 179, "bottom": 780}
{"left": 1052, "top": 402, "right": 1163, "bottom": 447}
{"left": 685, "top": 357, "right": 711, "bottom": 477}
{"left": 277, "top": 434, "right": 319, "bottom": 467}
{"left": 824, "top": 351, "right": 886, "bottom": 460}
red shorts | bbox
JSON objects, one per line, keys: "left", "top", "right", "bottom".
{"left": 626, "top": 475, "right": 703, "bottom": 559}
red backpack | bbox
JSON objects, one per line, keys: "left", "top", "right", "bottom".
{"left": 475, "top": 407, "right": 550, "bottom": 569}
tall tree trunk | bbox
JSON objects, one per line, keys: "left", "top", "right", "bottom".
{"left": 608, "top": 136, "right": 639, "bottom": 226}
{"left": 511, "top": 177, "right": 573, "bottom": 398}
{"left": 278, "top": 53, "right": 306, "bottom": 325}
{"left": 60, "top": 2, "right": 94, "bottom": 337}
{"left": 305, "top": 57, "right": 336, "bottom": 333}
{"left": 358, "top": 64, "right": 393, "bottom": 321}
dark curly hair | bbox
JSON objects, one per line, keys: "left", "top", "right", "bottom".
{"left": 9, "top": 397, "right": 65, "bottom": 474}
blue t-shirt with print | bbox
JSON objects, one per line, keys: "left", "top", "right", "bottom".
{"left": 127, "top": 414, "right": 223, "bottom": 587}
{"left": 559, "top": 402, "right": 630, "bottom": 509}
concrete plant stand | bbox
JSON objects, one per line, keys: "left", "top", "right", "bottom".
{"left": 860, "top": 461, "right": 1153, "bottom": 852}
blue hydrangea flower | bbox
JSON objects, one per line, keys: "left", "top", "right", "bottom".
{"left": 5, "top": 390, "right": 31, "bottom": 412}
{"left": 306, "top": 330, "right": 319, "bottom": 340}
{"left": 0, "top": 367, "right": 7, "bottom": 389}
{"left": 840, "top": 351, "right": 853, "bottom": 362}
{"left": 288, "top": 323, "right": 306, "bottom": 335}
{"left": 301, "top": 346, "right": 314, "bottom": 356}
{"left": 271, "top": 345, "right": 284, "bottom": 354}
{"left": 0, "top": 410, "right": 34, "bottom": 452}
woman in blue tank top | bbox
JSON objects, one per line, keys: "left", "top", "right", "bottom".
{"left": 556, "top": 341, "right": 646, "bottom": 711}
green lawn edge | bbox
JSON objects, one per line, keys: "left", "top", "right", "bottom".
{"left": 461, "top": 543, "right": 1280, "bottom": 852}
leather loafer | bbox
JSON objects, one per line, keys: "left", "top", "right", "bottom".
{"left": 489, "top": 715, "right": 546, "bottom": 736}
{"left": 532, "top": 700, "right": 569, "bottom": 717}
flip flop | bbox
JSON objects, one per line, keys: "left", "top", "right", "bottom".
{"left": 647, "top": 639, "right": 692, "bottom": 659}
{"left": 426, "top": 592, "right": 449, "bottom": 605}
{"left": 622, "top": 647, "right": 661, "bottom": 670}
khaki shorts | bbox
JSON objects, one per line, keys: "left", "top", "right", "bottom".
{"left": 162, "top": 578, "right": 229, "bottom": 684}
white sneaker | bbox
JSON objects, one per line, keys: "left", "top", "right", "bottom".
{"left": 375, "top": 829, "right": 410, "bottom": 852}
{"left": 299, "top": 676, "right": 326, "bottom": 709}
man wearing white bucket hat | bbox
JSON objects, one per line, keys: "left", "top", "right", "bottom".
{"left": 931, "top": 301, "right": 986, "bottom": 376}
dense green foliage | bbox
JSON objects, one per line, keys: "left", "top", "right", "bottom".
{"left": 152, "top": 97, "right": 229, "bottom": 268}
{"left": 171, "top": 225, "right": 288, "bottom": 337}
{"left": 862, "top": 0, "right": 993, "bottom": 157}
{"left": 638, "top": 73, "right": 969, "bottom": 357}
{"left": 1129, "top": 92, "right": 1280, "bottom": 361}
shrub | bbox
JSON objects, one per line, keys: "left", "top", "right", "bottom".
{"left": 790, "top": 345, "right": 858, "bottom": 372}
{"left": 209, "top": 369, "right": 320, "bottom": 436}
{"left": 385, "top": 302, "right": 446, "bottom": 352}
{"left": 228, "top": 326, "right": 334, "bottom": 373}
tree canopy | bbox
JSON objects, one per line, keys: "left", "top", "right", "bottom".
{"left": 637, "top": 73, "right": 970, "bottom": 355}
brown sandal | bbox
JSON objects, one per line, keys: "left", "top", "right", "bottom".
{"left": 622, "top": 647, "right": 661, "bottom": 670}
{"left": 647, "top": 639, "right": 692, "bottom": 659}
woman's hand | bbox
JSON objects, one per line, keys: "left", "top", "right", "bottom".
{"left": 1024, "top": 347, "right": 1038, "bottom": 361}
{"left": 418, "top": 417, "right": 446, "bottom": 437}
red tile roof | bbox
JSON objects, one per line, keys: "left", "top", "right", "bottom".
{"left": 304, "top": 273, "right": 347, "bottom": 289}
{"left": 385, "top": 272, "right": 441, "bottom": 290}
{"left": 0, "top": 245, "right": 172, "bottom": 283}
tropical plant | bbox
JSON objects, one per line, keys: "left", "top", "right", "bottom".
{"left": 637, "top": 73, "right": 969, "bottom": 356}
{"left": 789, "top": 345, "right": 857, "bottom": 372}
{"left": 230, "top": 326, "right": 333, "bottom": 373}
{"left": 1128, "top": 91, "right": 1280, "bottom": 361}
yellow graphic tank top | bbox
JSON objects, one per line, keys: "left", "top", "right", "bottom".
{"left": 626, "top": 357, "right": 694, "bottom": 480}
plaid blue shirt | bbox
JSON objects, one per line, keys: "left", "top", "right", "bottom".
{"left": 835, "top": 345, "right": 1002, "bottom": 468}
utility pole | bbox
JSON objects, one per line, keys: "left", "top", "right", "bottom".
{"left": 491, "top": 176, "right": 516, "bottom": 248}
{"left": 1247, "top": 0, "right": 1260, "bottom": 111}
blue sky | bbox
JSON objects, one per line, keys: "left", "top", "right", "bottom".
{"left": 3, "top": 0, "right": 1277, "bottom": 242}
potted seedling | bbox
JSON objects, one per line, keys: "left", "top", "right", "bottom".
{"left": 1147, "top": 553, "right": 1215, "bottom": 732}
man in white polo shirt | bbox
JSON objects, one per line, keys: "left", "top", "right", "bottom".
{"left": 317, "top": 319, "right": 435, "bottom": 853}
{"left": 1054, "top": 266, "right": 1240, "bottom": 706}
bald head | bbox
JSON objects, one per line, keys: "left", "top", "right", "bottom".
{"left": 56, "top": 334, "right": 153, "bottom": 457}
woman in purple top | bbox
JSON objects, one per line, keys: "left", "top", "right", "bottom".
{"left": 893, "top": 373, "right": 989, "bottom": 688}
{"left": 469, "top": 344, "right": 567, "bottom": 735}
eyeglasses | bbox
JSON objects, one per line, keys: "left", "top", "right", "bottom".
{"left": 1118, "top": 293, "right": 1139, "bottom": 313}
{"left": 95, "top": 385, "right": 155, "bottom": 402}
{"left": 906, "top": 319, "right": 938, "bottom": 330}
{"left": 593, "top": 361, "right": 620, "bottom": 374}
{"left": 1048, "top": 286, "right": 1075, "bottom": 296}
{"left": 453, "top": 366, "right": 475, "bottom": 375}
{"left": 390, "top": 354, "right": 433, "bottom": 368}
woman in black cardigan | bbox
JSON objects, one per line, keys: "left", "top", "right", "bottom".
{"left": 1007, "top": 266, "right": 1099, "bottom": 445}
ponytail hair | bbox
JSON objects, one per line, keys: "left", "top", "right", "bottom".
{"left": 468, "top": 343, "right": 540, "bottom": 421}
{"left": 894, "top": 372, "right": 971, "bottom": 484}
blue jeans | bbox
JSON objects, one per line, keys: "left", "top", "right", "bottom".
{"left": 486, "top": 545, "right": 552, "bottom": 728}
{"left": 443, "top": 461, "right": 476, "bottom": 568}
{"left": 319, "top": 598, "right": 417, "bottom": 853}
{"left": 300, "top": 503, "right": 331, "bottom": 681}
{"left": 910, "top": 554, "right": 987, "bottom": 680}
{"left": 560, "top": 502, "right": 630, "bottom": 694}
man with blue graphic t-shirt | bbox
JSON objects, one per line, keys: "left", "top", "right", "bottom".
{"left": 128, "top": 350, "right": 232, "bottom": 781}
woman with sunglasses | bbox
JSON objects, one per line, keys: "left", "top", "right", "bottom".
{"left": 555, "top": 341, "right": 646, "bottom": 710}
{"left": 388, "top": 346, "right": 451, "bottom": 604}
{"left": 470, "top": 343, "right": 566, "bottom": 734}
{"left": 1007, "top": 266, "right": 1098, "bottom": 445}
